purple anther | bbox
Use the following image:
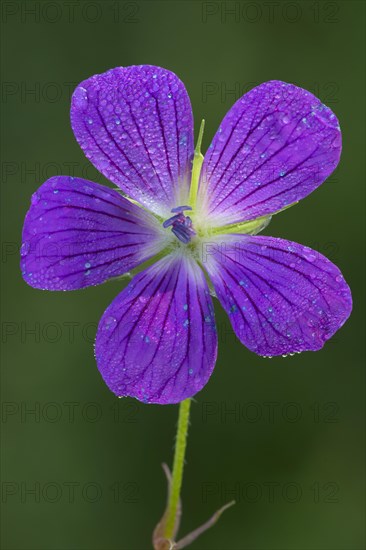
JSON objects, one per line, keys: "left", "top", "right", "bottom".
{"left": 163, "top": 206, "right": 196, "bottom": 244}
{"left": 162, "top": 214, "right": 181, "bottom": 228}
{"left": 172, "top": 225, "right": 191, "bottom": 244}
{"left": 171, "top": 205, "right": 192, "bottom": 213}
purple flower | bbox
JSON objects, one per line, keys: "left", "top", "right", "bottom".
{"left": 21, "top": 66, "right": 352, "bottom": 404}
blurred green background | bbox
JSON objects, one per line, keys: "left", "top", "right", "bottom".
{"left": 1, "top": 1, "right": 365, "bottom": 549}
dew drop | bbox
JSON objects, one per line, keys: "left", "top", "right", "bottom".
{"left": 104, "top": 316, "right": 117, "bottom": 330}
{"left": 20, "top": 242, "right": 29, "bottom": 257}
{"left": 31, "top": 192, "right": 40, "bottom": 205}
{"left": 331, "top": 133, "right": 341, "bottom": 148}
{"left": 303, "top": 249, "right": 317, "bottom": 262}
{"left": 72, "top": 86, "right": 88, "bottom": 111}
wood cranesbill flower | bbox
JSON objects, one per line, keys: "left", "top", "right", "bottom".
{"left": 21, "top": 66, "right": 352, "bottom": 405}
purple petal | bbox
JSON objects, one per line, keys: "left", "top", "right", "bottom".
{"left": 21, "top": 176, "right": 166, "bottom": 290}
{"left": 198, "top": 81, "right": 341, "bottom": 226}
{"left": 204, "top": 235, "right": 352, "bottom": 356}
{"left": 95, "top": 254, "right": 217, "bottom": 404}
{"left": 71, "top": 66, "right": 194, "bottom": 217}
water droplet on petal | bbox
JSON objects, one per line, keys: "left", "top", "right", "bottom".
{"left": 31, "top": 192, "right": 40, "bottom": 204}
{"left": 104, "top": 316, "right": 117, "bottom": 330}
{"left": 72, "top": 86, "right": 88, "bottom": 111}
{"left": 20, "top": 242, "right": 29, "bottom": 257}
{"left": 303, "top": 248, "right": 317, "bottom": 262}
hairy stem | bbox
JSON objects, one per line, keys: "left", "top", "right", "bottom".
{"left": 164, "top": 398, "right": 191, "bottom": 540}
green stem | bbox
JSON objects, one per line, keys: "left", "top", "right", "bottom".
{"left": 164, "top": 398, "right": 191, "bottom": 540}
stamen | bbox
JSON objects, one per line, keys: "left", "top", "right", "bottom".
{"left": 163, "top": 206, "right": 196, "bottom": 244}
{"left": 162, "top": 214, "right": 181, "bottom": 228}
{"left": 172, "top": 226, "right": 191, "bottom": 244}
{"left": 171, "top": 205, "right": 192, "bottom": 214}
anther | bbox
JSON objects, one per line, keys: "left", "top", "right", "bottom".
{"left": 163, "top": 206, "right": 196, "bottom": 244}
